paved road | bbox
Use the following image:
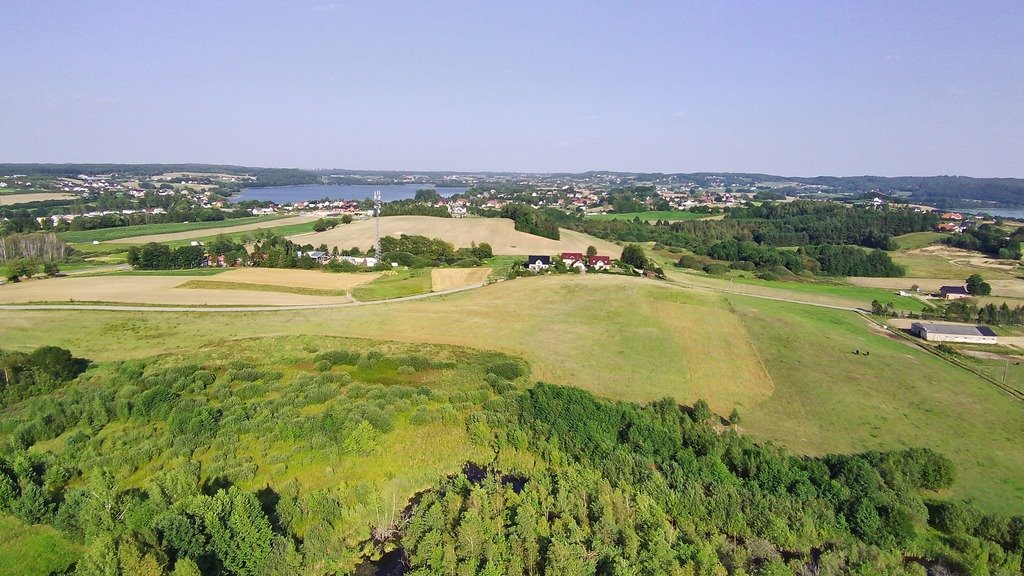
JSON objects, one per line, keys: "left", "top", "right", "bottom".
{"left": 0, "top": 283, "right": 486, "bottom": 313}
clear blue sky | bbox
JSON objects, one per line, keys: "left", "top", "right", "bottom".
{"left": 1, "top": 1, "right": 1021, "bottom": 176}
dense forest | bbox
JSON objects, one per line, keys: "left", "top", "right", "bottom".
{"left": 0, "top": 342, "right": 1020, "bottom": 575}
{"left": 476, "top": 205, "right": 560, "bottom": 240}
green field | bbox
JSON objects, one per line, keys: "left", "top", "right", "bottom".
{"left": 350, "top": 267, "right": 432, "bottom": 301}
{"left": 731, "top": 276, "right": 928, "bottom": 311}
{"left": 587, "top": 210, "right": 709, "bottom": 221}
{"left": 57, "top": 215, "right": 291, "bottom": 243}
{"left": 0, "top": 516, "right": 79, "bottom": 576}
{"left": 894, "top": 231, "right": 947, "bottom": 251}
{"left": 164, "top": 221, "right": 318, "bottom": 248}
{"left": 731, "top": 295, "right": 1024, "bottom": 511}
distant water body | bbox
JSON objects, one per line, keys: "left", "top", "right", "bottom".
{"left": 969, "top": 208, "right": 1024, "bottom": 220}
{"left": 229, "top": 184, "right": 467, "bottom": 204}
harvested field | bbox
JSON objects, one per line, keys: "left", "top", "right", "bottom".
{"left": 106, "top": 215, "right": 318, "bottom": 244}
{"left": 199, "top": 268, "right": 379, "bottom": 290}
{"left": 0, "top": 276, "right": 349, "bottom": 306}
{"left": 288, "top": 215, "right": 622, "bottom": 255}
{"left": 430, "top": 267, "right": 491, "bottom": 291}
{"left": 0, "top": 192, "right": 76, "bottom": 205}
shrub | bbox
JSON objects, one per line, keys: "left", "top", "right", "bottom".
{"left": 313, "top": 350, "right": 361, "bottom": 366}
{"left": 314, "top": 360, "right": 331, "bottom": 372}
{"left": 702, "top": 263, "right": 729, "bottom": 275}
{"left": 486, "top": 361, "right": 525, "bottom": 380}
{"left": 396, "top": 365, "right": 416, "bottom": 375}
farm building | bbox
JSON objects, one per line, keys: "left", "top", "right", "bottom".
{"left": 939, "top": 286, "right": 971, "bottom": 300}
{"left": 910, "top": 322, "right": 998, "bottom": 344}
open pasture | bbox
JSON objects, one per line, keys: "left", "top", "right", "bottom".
{"left": 430, "top": 267, "right": 491, "bottom": 291}
{"left": 98, "top": 214, "right": 316, "bottom": 244}
{"left": 0, "top": 275, "right": 350, "bottom": 306}
{"left": 288, "top": 215, "right": 622, "bottom": 255}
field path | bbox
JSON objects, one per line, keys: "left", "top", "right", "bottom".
{"left": 106, "top": 215, "right": 318, "bottom": 244}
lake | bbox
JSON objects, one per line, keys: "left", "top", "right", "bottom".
{"left": 228, "top": 184, "right": 467, "bottom": 204}
{"left": 969, "top": 208, "right": 1024, "bottom": 220}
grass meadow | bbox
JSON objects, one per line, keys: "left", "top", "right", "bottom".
{"left": 0, "top": 516, "right": 79, "bottom": 576}
{"left": 57, "top": 215, "right": 293, "bottom": 243}
{"left": 350, "top": 268, "right": 432, "bottom": 301}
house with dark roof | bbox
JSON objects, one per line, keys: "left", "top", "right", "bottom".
{"left": 939, "top": 285, "right": 970, "bottom": 300}
{"left": 526, "top": 255, "right": 551, "bottom": 272}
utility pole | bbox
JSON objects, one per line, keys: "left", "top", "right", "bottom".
{"left": 374, "top": 190, "right": 382, "bottom": 259}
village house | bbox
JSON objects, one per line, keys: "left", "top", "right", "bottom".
{"left": 939, "top": 285, "right": 971, "bottom": 300}
{"left": 526, "top": 255, "right": 551, "bottom": 272}
{"left": 588, "top": 255, "right": 612, "bottom": 270}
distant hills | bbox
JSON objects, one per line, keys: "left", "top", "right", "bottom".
{"left": 2, "top": 164, "right": 1022, "bottom": 209}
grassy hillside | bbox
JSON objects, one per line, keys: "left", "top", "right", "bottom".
{"left": 732, "top": 295, "right": 1024, "bottom": 511}
{"left": 2, "top": 275, "right": 1022, "bottom": 512}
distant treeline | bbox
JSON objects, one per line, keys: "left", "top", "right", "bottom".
{"left": 557, "top": 201, "right": 924, "bottom": 277}
{"left": 0, "top": 163, "right": 322, "bottom": 188}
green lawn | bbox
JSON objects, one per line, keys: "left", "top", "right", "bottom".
{"left": 350, "top": 267, "right": 432, "bottom": 301}
{"left": 0, "top": 516, "right": 79, "bottom": 576}
{"left": 587, "top": 210, "right": 710, "bottom": 221}
{"left": 894, "top": 231, "right": 947, "bottom": 251}
{"left": 482, "top": 255, "right": 522, "bottom": 280}
{"left": 730, "top": 276, "right": 928, "bottom": 311}
{"left": 731, "top": 295, "right": 1024, "bottom": 512}
{"left": 57, "top": 215, "right": 291, "bottom": 243}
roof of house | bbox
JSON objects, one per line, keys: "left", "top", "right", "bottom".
{"left": 527, "top": 255, "right": 551, "bottom": 264}
{"left": 911, "top": 322, "right": 996, "bottom": 337}
{"left": 560, "top": 252, "right": 584, "bottom": 259}
{"left": 589, "top": 255, "right": 611, "bottom": 262}
{"left": 939, "top": 285, "right": 970, "bottom": 295}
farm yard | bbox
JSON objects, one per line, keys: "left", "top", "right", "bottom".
{"left": 3, "top": 273, "right": 1023, "bottom": 512}
{"left": 288, "top": 215, "right": 622, "bottom": 255}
